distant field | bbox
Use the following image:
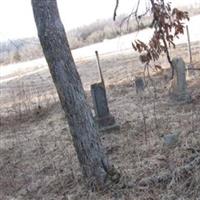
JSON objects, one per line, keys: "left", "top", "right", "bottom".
{"left": 1, "top": 14, "right": 200, "bottom": 73}
{"left": 0, "top": 4, "right": 200, "bottom": 65}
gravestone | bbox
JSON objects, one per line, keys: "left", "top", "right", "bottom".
{"left": 135, "top": 77, "right": 145, "bottom": 94}
{"left": 90, "top": 51, "right": 119, "bottom": 131}
{"left": 91, "top": 82, "right": 117, "bottom": 131}
{"left": 169, "top": 57, "right": 191, "bottom": 102}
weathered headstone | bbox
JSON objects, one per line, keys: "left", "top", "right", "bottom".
{"left": 91, "top": 83, "right": 117, "bottom": 131}
{"left": 135, "top": 77, "right": 145, "bottom": 94}
{"left": 169, "top": 57, "right": 191, "bottom": 102}
{"left": 91, "top": 51, "right": 118, "bottom": 131}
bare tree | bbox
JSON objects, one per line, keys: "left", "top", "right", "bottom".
{"left": 31, "top": 0, "right": 119, "bottom": 190}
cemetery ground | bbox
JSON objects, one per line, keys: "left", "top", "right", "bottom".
{"left": 1, "top": 42, "right": 200, "bottom": 200}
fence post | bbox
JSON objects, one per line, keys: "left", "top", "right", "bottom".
{"left": 186, "top": 25, "right": 193, "bottom": 66}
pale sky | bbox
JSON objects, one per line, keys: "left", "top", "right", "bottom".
{"left": 0, "top": 0, "right": 199, "bottom": 41}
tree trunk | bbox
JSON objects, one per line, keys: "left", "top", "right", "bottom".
{"left": 31, "top": 0, "right": 119, "bottom": 190}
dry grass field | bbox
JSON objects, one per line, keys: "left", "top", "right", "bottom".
{"left": 1, "top": 42, "right": 200, "bottom": 200}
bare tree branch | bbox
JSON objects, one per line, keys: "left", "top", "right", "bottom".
{"left": 120, "top": 0, "right": 141, "bottom": 30}
{"left": 113, "top": 0, "right": 119, "bottom": 21}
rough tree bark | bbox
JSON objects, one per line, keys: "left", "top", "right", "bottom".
{"left": 31, "top": 0, "right": 119, "bottom": 190}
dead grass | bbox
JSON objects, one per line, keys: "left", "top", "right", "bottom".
{"left": 0, "top": 42, "right": 200, "bottom": 200}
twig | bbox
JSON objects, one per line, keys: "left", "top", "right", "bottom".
{"left": 141, "top": 104, "right": 148, "bottom": 145}
{"left": 120, "top": 0, "right": 146, "bottom": 31}
{"left": 187, "top": 68, "right": 200, "bottom": 71}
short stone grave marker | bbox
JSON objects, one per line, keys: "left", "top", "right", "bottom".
{"left": 169, "top": 57, "right": 191, "bottom": 102}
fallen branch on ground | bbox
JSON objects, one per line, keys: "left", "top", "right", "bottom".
{"left": 139, "top": 156, "right": 200, "bottom": 188}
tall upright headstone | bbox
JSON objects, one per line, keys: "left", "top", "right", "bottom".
{"left": 169, "top": 57, "right": 191, "bottom": 102}
{"left": 91, "top": 83, "right": 116, "bottom": 129}
{"left": 91, "top": 51, "right": 118, "bottom": 131}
